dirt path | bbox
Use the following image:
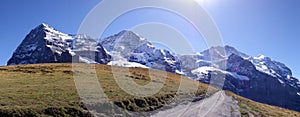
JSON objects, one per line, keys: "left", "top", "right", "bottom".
{"left": 152, "top": 91, "right": 240, "bottom": 117}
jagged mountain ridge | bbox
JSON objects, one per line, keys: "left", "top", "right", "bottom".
{"left": 100, "top": 30, "right": 181, "bottom": 73}
{"left": 7, "top": 23, "right": 300, "bottom": 111}
{"left": 7, "top": 24, "right": 74, "bottom": 65}
{"left": 180, "top": 45, "right": 300, "bottom": 111}
{"left": 7, "top": 24, "right": 111, "bottom": 65}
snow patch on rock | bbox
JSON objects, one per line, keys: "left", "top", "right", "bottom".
{"left": 108, "top": 60, "right": 148, "bottom": 68}
{"left": 191, "top": 66, "right": 249, "bottom": 81}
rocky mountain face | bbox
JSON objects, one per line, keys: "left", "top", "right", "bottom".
{"left": 181, "top": 46, "right": 300, "bottom": 111}
{"left": 100, "top": 30, "right": 181, "bottom": 73}
{"left": 7, "top": 24, "right": 300, "bottom": 111}
{"left": 7, "top": 24, "right": 74, "bottom": 65}
{"left": 7, "top": 24, "right": 111, "bottom": 65}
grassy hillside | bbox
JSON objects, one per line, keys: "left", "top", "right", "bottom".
{"left": 225, "top": 91, "right": 300, "bottom": 117}
{"left": 0, "top": 63, "right": 216, "bottom": 116}
{"left": 0, "top": 63, "right": 299, "bottom": 116}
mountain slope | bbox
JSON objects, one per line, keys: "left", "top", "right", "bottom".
{"left": 225, "top": 91, "right": 300, "bottom": 117}
{"left": 0, "top": 64, "right": 299, "bottom": 116}
{"left": 0, "top": 63, "right": 216, "bottom": 116}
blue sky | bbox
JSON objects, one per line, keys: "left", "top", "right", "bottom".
{"left": 0, "top": 0, "right": 299, "bottom": 78}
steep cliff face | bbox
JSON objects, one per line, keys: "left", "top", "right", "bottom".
{"left": 100, "top": 30, "right": 181, "bottom": 73}
{"left": 7, "top": 24, "right": 111, "bottom": 65}
{"left": 7, "top": 24, "right": 74, "bottom": 65}
{"left": 72, "top": 34, "right": 111, "bottom": 64}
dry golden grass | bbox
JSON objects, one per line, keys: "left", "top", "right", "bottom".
{"left": 225, "top": 91, "right": 300, "bottom": 117}
{"left": 1, "top": 63, "right": 297, "bottom": 116}
{"left": 0, "top": 63, "right": 216, "bottom": 116}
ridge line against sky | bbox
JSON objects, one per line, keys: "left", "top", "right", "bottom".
{"left": 0, "top": 0, "right": 299, "bottom": 78}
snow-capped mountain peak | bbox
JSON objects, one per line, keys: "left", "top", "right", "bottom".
{"left": 99, "top": 30, "right": 182, "bottom": 73}
{"left": 35, "top": 23, "right": 72, "bottom": 39}
{"left": 254, "top": 55, "right": 266, "bottom": 60}
{"left": 224, "top": 45, "right": 250, "bottom": 58}
{"left": 250, "top": 54, "right": 292, "bottom": 78}
{"left": 36, "top": 23, "right": 51, "bottom": 30}
{"left": 199, "top": 45, "right": 293, "bottom": 79}
{"left": 100, "top": 30, "right": 148, "bottom": 53}
{"left": 118, "top": 30, "right": 145, "bottom": 39}
{"left": 200, "top": 45, "right": 249, "bottom": 61}
{"left": 180, "top": 45, "right": 299, "bottom": 90}
{"left": 7, "top": 23, "right": 111, "bottom": 65}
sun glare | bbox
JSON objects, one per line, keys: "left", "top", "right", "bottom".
{"left": 194, "top": 0, "right": 216, "bottom": 7}
{"left": 195, "top": 0, "right": 205, "bottom": 3}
